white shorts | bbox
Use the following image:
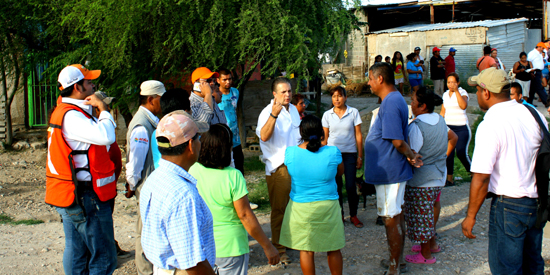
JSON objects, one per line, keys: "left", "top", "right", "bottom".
{"left": 515, "top": 79, "right": 531, "bottom": 97}
{"left": 395, "top": 78, "right": 404, "bottom": 85}
{"left": 433, "top": 79, "right": 444, "bottom": 96}
{"left": 375, "top": 182, "right": 407, "bottom": 218}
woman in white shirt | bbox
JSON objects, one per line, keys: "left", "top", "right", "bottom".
{"left": 491, "top": 48, "right": 505, "bottom": 70}
{"left": 321, "top": 86, "right": 364, "bottom": 228}
{"left": 440, "top": 73, "right": 470, "bottom": 186}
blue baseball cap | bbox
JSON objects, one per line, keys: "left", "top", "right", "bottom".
{"left": 449, "top": 47, "right": 457, "bottom": 52}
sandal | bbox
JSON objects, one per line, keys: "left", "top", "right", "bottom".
{"left": 445, "top": 180, "right": 455, "bottom": 187}
{"left": 380, "top": 259, "right": 408, "bottom": 273}
{"left": 405, "top": 253, "right": 436, "bottom": 264}
{"left": 411, "top": 244, "right": 441, "bottom": 253}
{"left": 279, "top": 252, "right": 291, "bottom": 264}
{"left": 351, "top": 216, "right": 364, "bottom": 228}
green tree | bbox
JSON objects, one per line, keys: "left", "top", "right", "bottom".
{"left": 44, "top": 0, "right": 358, "bottom": 143}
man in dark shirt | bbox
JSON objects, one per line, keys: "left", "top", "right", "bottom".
{"left": 444, "top": 47, "right": 457, "bottom": 78}
{"left": 430, "top": 47, "right": 446, "bottom": 96}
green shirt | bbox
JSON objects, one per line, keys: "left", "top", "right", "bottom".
{"left": 189, "top": 163, "right": 249, "bottom": 257}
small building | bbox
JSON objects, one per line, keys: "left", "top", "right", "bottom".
{"left": 364, "top": 18, "right": 538, "bottom": 81}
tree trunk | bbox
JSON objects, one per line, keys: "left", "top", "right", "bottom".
{"left": 0, "top": 54, "right": 8, "bottom": 145}
{"left": 235, "top": 64, "right": 255, "bottom": 149}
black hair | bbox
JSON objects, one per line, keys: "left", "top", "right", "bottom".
{"left": 299, "top": 115, "right": 324, "bottom": 152}
{"left": 414, "top": 87, "right": 443, "bottom": 113}
{"left": 406, "top": 52, "right": 417, "bottom": 61}
{"left": 392, "top": 51, "right": 404, "bottom": 71}
{"left": 446, "top": 72, "right": 460, "bottom": 83}
{"left": 483, "top": 46, "right": 492, "bottom": 55}
{"left": 497, "top": 83, "right": 511, "bottom": 97}
{"left": 375, "top": 55, "right": 383, "bottom": 63}
{"left": 369, "top": 62, "right": 395, "bottom": 86}
{"left": 160, "top": 88, "right": 191, "bottom": 115}
{"left": 510, "top": 82, "right": 522, "bottom": 95}
{"left": 291, "top": 93, "right": 305, "bottom": 105}
{"left": 385, "top": 56, "right": 391, "bottom": 62}
{"left": 198, "top": 124, "right": 233, "bottom": 169}
{"left": 519, "top": 51, "right": 527, "bottom": 58}
{"left": 329, "top": 86, "right": 346, "bottom": 97}
{"left": 139, "top": 95, "right": 149, "bottom": 105}
{"left": 58, "top": 79, "right": 85, "bottom": 97}
{"left": 218, "top": 68, "right": 232, "bottom": 77}
{"left": 157, "top": 136, "right": 190, "bottom": 156}
{"left": 271, "top": 77, "right": 291, "bottom": 92}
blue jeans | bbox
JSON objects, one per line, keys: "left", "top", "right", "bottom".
{"left": 336, "top": 153, "right": 359, "bottom": 217}
{"left": 488, "top": 196, "right": 545, "bottom": 275}
{"left": 56, "top": 190, "right": 117, "bottom": 275}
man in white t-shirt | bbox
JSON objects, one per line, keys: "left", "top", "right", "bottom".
{"left": 256, "top": 77, "right": 301, "bottom": 264}
{"left": 462, "top": 67, "right": 547, "bottom": 274}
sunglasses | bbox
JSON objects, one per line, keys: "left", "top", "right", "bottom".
{"left": 200, "top": 78, "right": 215, "bottom": 84}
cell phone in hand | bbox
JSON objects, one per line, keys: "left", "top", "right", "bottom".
{"left": 193, "top": 82, "right": 201, "bottom": 92}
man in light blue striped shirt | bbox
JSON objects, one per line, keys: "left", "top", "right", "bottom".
{"left": 140, "top": 112, "right": 216, "bottom": 274}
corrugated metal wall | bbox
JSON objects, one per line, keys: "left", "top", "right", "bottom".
{"left": 428, "top": 44, "right": 483, "bottom": 82}
{"left": 487, "top": 22, "right": 527, "bottom": 73}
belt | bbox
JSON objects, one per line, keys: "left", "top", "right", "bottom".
{"left": 78, "top": 181, "right": 94, "bottom": 190}
{"left": 497, "top": 195, "right": 532, "bottom": 199}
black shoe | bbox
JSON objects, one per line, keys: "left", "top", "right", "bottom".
{"left": 376, "top": 216, "right": 384, "bottom": 226}
{"left": 115, "top": 240, "right": 132, "bottom": 259}
{"left": 445, "top": 180, "right": 455, "bottom": 187}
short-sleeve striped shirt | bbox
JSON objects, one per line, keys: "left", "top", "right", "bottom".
{"left": 140, "top": 158, "right": 216, "bottom": 270}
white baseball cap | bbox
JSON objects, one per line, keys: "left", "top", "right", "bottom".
{"left": 58, "top": 64, "right": 101, "bottom": 91}
{"left": 140, "top": 80, "right": 166, "bottom": 96}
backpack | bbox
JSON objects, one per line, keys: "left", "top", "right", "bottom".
{"left": 524, "top": 105, "right": 550, "bottom": 229}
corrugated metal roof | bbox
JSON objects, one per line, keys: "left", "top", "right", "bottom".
{"left": 369, "top": 18, "right": 528, "bottom": 34}
{"left": 359, "top": 0, "right": 472, "bottom": 7}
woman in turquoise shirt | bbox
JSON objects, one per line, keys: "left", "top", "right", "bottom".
{"left": 280, "top": 115, "right": 345, "bottom": 275}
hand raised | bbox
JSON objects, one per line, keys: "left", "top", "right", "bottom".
{"left": 271, "top": 100, "right": 283, "bottom": 117}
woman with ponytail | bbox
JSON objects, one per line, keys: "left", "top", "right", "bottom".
{"left": 321, "top": 86, "right": 364, "bottom": 228}
{"left": 279, "top": 115, "right": 345, "bottom": 275}
{"left": 403, "top": 87, "right": 457, "bottom": 266}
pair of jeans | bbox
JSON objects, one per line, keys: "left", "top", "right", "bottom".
{"left": 488, "top": 196, "right": 545, "bottom": 275}
{"left": 336, "top": 153, "right": 359, "bottom": 217}
{"left": 528, "top": 70, "right": 548, "bottom": 105}
{"left": 446, "top": 124, "right": 471, "bottom": 175}
{"left": 56, "top": 190, "right": 117, "bottom": 275}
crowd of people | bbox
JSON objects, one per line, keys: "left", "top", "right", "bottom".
{"left": 46, "top": 40, "right": 550, "bottom": 275}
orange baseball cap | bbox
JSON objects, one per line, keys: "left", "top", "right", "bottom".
{"left": 537, "top": 42, "right": 547, "bottom": 49}
{"left": 191, "top": 67, "right": 219, "bottom": 84}
{"left": 58, "top": 64, "right": 101, "bottom": 91}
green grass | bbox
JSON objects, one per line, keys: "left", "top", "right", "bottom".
{"left": 243, "top": 156, "right": 271, "bottom": 212}
{"left": 0, "top": 214, "right": 43, "bottom": 225}
{"left": 243, "top": 156, "right": 265, "bottom": 172}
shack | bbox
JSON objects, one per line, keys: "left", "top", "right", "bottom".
{"left": 365, "top": 18, "right": 539, "bottom": 81}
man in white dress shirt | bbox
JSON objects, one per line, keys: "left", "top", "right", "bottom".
{"left": 48, "top": 64, "right": 118, "bottom": 274}
{"left": 125, "top": 80, "right": 165, "bottom": 275}
{"left": 527, "top": 42, "right": 548, "bottom": 106}
{"left": 256, "top": 77, "right": 301, "bottom": 264}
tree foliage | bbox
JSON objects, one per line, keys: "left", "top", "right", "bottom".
{"left": 43, "top": 0, "right": 358, "bottom": 92}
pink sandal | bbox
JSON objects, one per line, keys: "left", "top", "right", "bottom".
{"left": 411, "top": 244, "right": 441, "bottom": 253}
{"left": 405, "top": 252, "right": 436, "bottom": 264}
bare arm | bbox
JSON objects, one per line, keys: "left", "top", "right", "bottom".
{"left": 461, "top": 173, "right": 491, "bottom": 239}
{"left": 447, "top": 129, "right": 458, "bottom": 157}
{"left": 440, "top": 104, "right": 446, "bottom": 117}
{"left": 186, "top": 260, "right": 216, "bottom": 275}
{"left": 259, "top": 101, "right": 283, "bottom": 142}
{"left": 322, "top": 127, "right": 329, "bottom": 146}
{"left": 199, "top": 82, "right": 214, "bottom": 110}
{"left": 234, "top": 195, "right": 279, "bottom": 265}
{"left": 337, "top": 162, "right": 344, "bottom": 177}
{"left": 455, "top": 92, "right": 469, "bottom": 110}
{"left": 392, "top": 139, "right": 422, "bottom": 168}
{"left": 512, "top": 62, "right": 522, "bottom": 74}
{"left": 354, "top": 124, "right": 363, "bottom": 169}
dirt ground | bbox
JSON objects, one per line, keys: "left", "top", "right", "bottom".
{"left": 1, "top": 149, "right": 550, "bottom": 274}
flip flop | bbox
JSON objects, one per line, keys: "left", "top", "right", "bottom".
{"left": 405, "top": 253, "right": 436, "bottom": 264}
{"left": 411, "top": 244, "right": 441, "bottom": 253}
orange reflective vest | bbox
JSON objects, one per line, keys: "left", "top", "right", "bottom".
{"left": 45, "top": 103, "right": 117, "bottom": 207}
